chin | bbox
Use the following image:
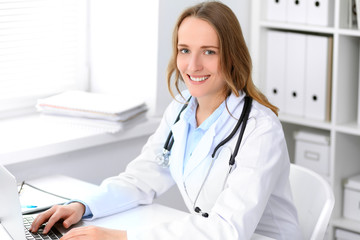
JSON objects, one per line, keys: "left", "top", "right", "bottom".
{"left": 186, "top": 89, "right": 208, "bottom": 99}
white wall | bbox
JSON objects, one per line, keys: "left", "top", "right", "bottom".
{"left": 6, "top": 137, "right": 147, "bottom": 185}
{"left": 89, "top": 0, "right": 160, "bottom": 115}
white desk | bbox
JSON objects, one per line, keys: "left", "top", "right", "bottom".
{"left": 7, "top": 175, "right": 274, "bottom": 240}
{"left": 75, "top": 204, "right": 274, "bottom": 240}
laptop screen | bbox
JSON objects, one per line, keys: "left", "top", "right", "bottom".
{"left": 0, "top": 164, "right": 26, "bottom": 240}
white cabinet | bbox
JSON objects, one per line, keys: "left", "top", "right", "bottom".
{"left": 250, "top": 1, "right": 360, "bottom": 239}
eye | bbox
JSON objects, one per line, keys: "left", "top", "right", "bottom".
{"left": 179, "top": 48, "right": 189, "bottom": 54}
{"left": 204, "top": 50, "right": 216, "bottom": 55}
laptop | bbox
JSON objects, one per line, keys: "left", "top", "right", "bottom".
{"left": 0, "top": 164, "right": 67, "bottom": 240}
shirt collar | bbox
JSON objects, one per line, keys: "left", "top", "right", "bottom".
{"left": 183, "top": 97, "right": 226, "bottom": 131}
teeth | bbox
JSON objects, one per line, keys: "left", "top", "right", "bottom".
{"left": 189, "top": 75, "right": 209, "bottom": 82}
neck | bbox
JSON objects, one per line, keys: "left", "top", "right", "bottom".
{"left": 196, "top": 94, "right": 226, "bottom": 126}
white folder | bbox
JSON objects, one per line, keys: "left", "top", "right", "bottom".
{"left": 304, "top": 35, "right": 332, "bottom": 121}
{"left": 265, "top": 31, "right": 286, "bottom": 112}
{"left": 306, "top": 0, "right": 333, "bottom": 26}
{"left": 358, "top": 39, "right": 360, "bottom": 126}
{"left": 285, "top": 32, "right": 306, "bottom": 117}
{"left": 357, "top": 0, "right": 360, "bottom": 29}
{"left": 267, "top": 0, "right": 287, "bottom": 22}
{"left": 286, "top": 0, "right": 307, "bottom": 24}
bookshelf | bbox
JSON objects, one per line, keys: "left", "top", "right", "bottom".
{"left": 250, "top": 0, "right": 360, "bottom": 239}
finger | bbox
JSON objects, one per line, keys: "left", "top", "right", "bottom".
{"left": 61, "top": 227, "right": 89, "bottom": 240}
{"left": 30, "top": 212, "right": 48, "bottom": 232}
{"left": 30, "top": 207, "right": 56, "bottom": 232}
{"left": 62, "top": 213, "right": 79, "bottom": 229}
{"left": 43, "top": 210, "right": 68, "bottom": 234}
{"left": 62, "top": 202, "right": 84, "bottom": 229}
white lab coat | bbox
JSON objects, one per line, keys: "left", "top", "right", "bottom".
{"left": 82, "top": 91, "right": 303, "bottom": 240}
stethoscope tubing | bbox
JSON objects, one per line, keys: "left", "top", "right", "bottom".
{"left": 160, "top": 95, "right": 252, "bottom": 217}
{"left": 228, "top": 96, "right": 252, "bottom": 166}
{"left": 163, "top": 96, "right": 192, "bottom": 153}
{"left": 191, "top": 97, "right": 252, "bottom": 216}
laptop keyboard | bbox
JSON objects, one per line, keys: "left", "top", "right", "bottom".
{"left": 23, "top": 216, "right": 63, "bottom": 240}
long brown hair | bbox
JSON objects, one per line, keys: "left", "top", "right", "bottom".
{"left": 167, "top": 1, "right": 278, "bottom": 115}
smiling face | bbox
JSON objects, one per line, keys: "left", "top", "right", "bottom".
{"left": 176, "top": 17, "right": 226, "bottom": 104}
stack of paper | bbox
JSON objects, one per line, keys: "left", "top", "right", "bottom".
{"left": 36, "top": 91, "right": 148, "bottom": 133}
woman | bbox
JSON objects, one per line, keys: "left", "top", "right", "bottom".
{"left": 31, "top": 2, "right": 302, "bottom": 239}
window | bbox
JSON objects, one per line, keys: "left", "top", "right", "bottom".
{"left": 0, "top": 0, "right": 88, "bottom": 114}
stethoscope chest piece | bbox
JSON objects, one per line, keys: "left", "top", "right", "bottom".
{"left": 157, "top": 97, "right": 192, "bottom": 168}
{"left": 156, "top": 149, "right": 171, "bottom": 168}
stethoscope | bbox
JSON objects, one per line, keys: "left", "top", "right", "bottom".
{"left": 157, "top": 96, "right": 252, "bottom": 217}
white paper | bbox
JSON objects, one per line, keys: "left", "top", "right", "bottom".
{"left": 36, "top": 90, "right": 148, "bottom": 121}
{"left": 18, "top": 183, "right": 69, "bottom": 214}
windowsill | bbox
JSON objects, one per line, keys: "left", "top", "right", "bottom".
{"left": 0, "top": 114, "right": 161, "bottom": 165}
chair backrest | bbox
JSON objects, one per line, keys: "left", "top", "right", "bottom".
{"left": 289, "top": 164, "right": 335, "bottom": 240}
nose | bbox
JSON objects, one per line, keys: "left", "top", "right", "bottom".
{"left": 187, "top": 53, "right": 203, "bottom": 72}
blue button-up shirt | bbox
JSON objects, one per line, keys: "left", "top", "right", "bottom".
{"left": 182, "top": 98, "right": 225, "bottom": 173}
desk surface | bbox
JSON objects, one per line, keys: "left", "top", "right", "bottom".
{"left": 2, "top": 175, "right": 274, "bottom": 240}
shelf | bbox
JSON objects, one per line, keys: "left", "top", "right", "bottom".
{"left": 0, "top": 114, "right": 160, "bottom": 165}
{"left": 260, "top": 21, "right": 335, "bottom": 35}
{"left": 260, "top": 21, "right": 360, "bottom": 37}
{"left": 338, "top": 28, "right": 360, "bottom": 37}
{"left": 279, "top": 113, "right": 332, "bottom": 130}
{"left": 252, "top": 1, "right": 360, "bottom": 238}
{"left": 336, "top": 122, "right": 360, "bottom": 136}
{"left": 332, "top": 218, "right": 360, "bottom": 233}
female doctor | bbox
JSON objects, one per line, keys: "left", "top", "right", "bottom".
{"left": 31, "top": 1, "right": 303, "bottom": 239}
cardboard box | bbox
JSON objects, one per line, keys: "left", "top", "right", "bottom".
{"left": 343, "top": 174, "right": 360, "bottom": 222}
{"left": 294, "top": 131, "right": 330, "bottom": 176}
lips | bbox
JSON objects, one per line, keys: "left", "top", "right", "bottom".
{"left": 188, "top": 74, "right": 210, "bottom": 82}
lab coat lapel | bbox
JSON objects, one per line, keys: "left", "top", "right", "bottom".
{"left": 169, "top": 118, "right": 187, "bottom": 182}
{"left": 183, "top": 125, "right": 216, "bottom": 179}
{"left": 182, "top": 92, "right": 245, "bottom": 179}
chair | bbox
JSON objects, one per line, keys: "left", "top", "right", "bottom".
{"left": 289, "top": 164, "right": 335, "bottom": 240}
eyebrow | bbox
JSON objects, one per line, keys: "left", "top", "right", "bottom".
{"left": 177, "top": 43, "right": 219, "bottom": 49}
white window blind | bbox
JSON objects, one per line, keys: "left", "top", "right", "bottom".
{"left": 0, "top": 0, "right": 88, "bottom": 113}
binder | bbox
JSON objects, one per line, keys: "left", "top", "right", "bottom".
{"left": 358, "top": 39, "right": 360, "bottom": 126}
{"left": 286, "top": 0, "right": 307, "bottom": 24}
{"left": 349, "top": 0, "right": 358, "bottom": 28}
{"left": 265, "top": 30, "right": 286, "bottom": 112}
{"left": 285, "top": 32, "right": 306, "bottom": 117}
{"left": 304, "top": 35, "right": 332, "bottom": 121}
{"left": 306, "top": 0, "right": 333, "bottom": 26}
{"left": 266, "top": 0, "right": 287, "bottom": 22}
{"left": 357, "top": 0, "right": 360, "bottom": 29}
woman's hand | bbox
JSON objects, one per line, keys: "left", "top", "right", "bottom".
{"left": 60, "top": 226, "right": 127, "bottom": 240}
{"left": 30, "top": 202, "right": 85, "bottom": 234}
